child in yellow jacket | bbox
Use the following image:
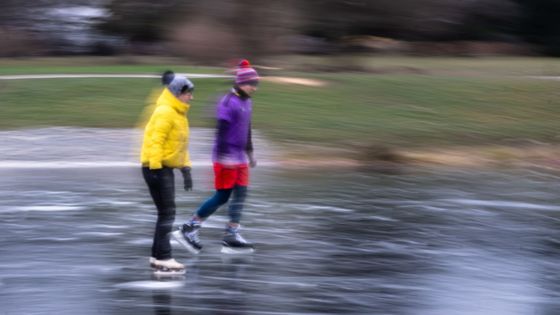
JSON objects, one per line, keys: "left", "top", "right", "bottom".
{"left": 140, "top": 73, "right": 194, "bottom": 274}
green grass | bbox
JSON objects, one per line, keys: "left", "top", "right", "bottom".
{"left": 254, "top": 74, "right": 560, "bottom": 147}
{"left": 2, "top": 56, "right": 560, "bottom": 149}
{"left": 272, "top": 55, "right": 560, "bottom": 76}
{"left": 0, "top": 77, "right": 229, "bottom": 128}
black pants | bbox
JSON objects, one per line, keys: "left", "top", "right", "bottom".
{"left": 142, "top": 167, "right": 175, "bottom": 260}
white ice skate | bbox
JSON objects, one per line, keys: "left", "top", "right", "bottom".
{"left": 149, "top": 257, "right": 186, "bottom": 275}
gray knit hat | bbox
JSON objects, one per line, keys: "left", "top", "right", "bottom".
{"left": 167, "top": 75, "right": 194, "bottom": 97}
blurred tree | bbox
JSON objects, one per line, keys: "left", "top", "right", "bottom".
{"left": 0, "top": 0, "right": 22, "bottom": 26}
{"left": 455, "top": 0, "right": 520, "bottom": 41}
{"left": 0, "top": 0, "right": 111, "bottom": 55}
{"left": 95, "top": 0, "right": 557, "bottom": 57}
{"left": 514, "top": 0, "right": 560, "bottom": 55}
{"left": 99, "top": 0, "right": 189, "bottom": 42}
{"left": 99, "top": 0, "right": 301, "bottom": 62}
{"left": 300, "top": 0, "right": 520, "bottom": 41}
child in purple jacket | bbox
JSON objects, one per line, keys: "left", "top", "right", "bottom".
{"left": 173, "top": 59, "right": 259, "bottom": 254}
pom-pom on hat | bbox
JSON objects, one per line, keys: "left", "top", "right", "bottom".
{"left": 238, "top": 59, "right": 251, "bottom": 68}
{"left": 161, "top": 70, "right": 175, "bottom": 86}
{"left": 235, "top": 59, "right": 259, "bottom": 85}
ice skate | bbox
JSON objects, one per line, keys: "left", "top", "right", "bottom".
{"left": 221, "top": 226, "right": 255, "bottom": 254}
{"left": 171, "top": 222, "right": 202, "bottom": 254}
{"left": 150, "top": 257, "right": 186, "bottom": 275}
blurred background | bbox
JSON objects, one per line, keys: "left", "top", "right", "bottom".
{"left": 2, "top": 1, "right": 560, "bottom": 315}
{"left": 2, "top": 0, "right": 560, "bottom": 161}
{"left": 2, "top": 0, "right": 560, "bottom": 58}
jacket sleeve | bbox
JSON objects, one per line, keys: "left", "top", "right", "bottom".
{"left": 246, "top": 123, "right": 253, "bottom": 154}
{"left": 149, "top": 107, "right": 172, "bottom": 169}
{"left": 216, "top": 119, "right": 229, "bottom": 159}
{"left": 183, "top": 143, "right": 192, "bottom": 168}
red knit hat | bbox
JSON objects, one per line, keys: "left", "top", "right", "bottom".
{"left": 238, "top": 59, "right": 251, "bottom": 68}
{"left": 235, "top": 59, "right": 259, "bottom": 85}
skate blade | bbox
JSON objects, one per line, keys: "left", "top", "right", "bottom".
{"left": 152, "top": 268, "right": 186, "bottom": 276}
{"left": 171, "top": 230, "right": 200, "bottom": 255}
{"left": 221, "top": 246, "right": 255, "bottom": 255}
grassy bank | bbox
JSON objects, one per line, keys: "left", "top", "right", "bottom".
{"left": 1, "top": 56, "right": 560, "bottom": 155}
{"left": 0, "top": 56, "right": 223, "bottom": 75}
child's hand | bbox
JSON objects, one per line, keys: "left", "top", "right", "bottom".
{"left": 248, "top": 153, "right": 257, "bottom": 168}
{"left": 249, "top": 158, "right": 257, "bottom": 168}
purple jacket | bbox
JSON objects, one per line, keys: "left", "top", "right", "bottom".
{"left": 212, "top": 88, "right": 253, "bottom": 164}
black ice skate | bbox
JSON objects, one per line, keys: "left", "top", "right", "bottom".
{"left": 221, "top": 226, "right": 255, "bottom": 254}
{"left": 171, "top": 222, "right": 202, "bottom": 254}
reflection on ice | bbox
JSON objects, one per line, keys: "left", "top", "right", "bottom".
{"left": 8, "top": 205, "right": 85, "bottom": 212}
{"left": 115, "top": 281, "right": 185, "bottom": 290}
{"left": 419, "top": 253, "right": 543, "bottom": 315}
{"left": 75, "top": 232, "right": 124, "bottom": 237}
{"left": 444, "top": 198, "right": 560, "bottom": 211}
{"left": 0, "top": 127, "right": 277, "bottom": 169}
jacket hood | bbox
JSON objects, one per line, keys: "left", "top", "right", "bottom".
{"left": 157, "top": 88, "right": 190, "bottom": 114}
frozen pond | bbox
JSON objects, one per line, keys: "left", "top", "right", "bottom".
{"left": 1, "top": 128, "right": 560, "bottom": 314}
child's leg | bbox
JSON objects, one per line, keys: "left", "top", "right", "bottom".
{"left": 142, "top": 167, "right": 175, "bottom": 260}
{"left": 195, "top": 189, "right": 233, "bottom": 220}
{"left": 222, "top": 185, "right": 254, "bottom": 252}
{"left": 227, "top": 185, "right": 247, "bottom": 226}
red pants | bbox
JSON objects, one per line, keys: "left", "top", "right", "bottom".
{"left": 214, "top": 163, "right": 249, "bottom": 189}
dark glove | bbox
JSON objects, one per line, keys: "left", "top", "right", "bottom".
{"left": 181, "top": 167, "right": 193, "bottom": 191}
{"left": 248, "top": 152, "right": 257, "bottom": 168}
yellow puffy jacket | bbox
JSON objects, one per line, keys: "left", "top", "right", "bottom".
{"left": 136, "top": 87, "right": 164, "bottom": 130}
{"left": 141, "top": 88, "right": 191, "bottom": 169}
